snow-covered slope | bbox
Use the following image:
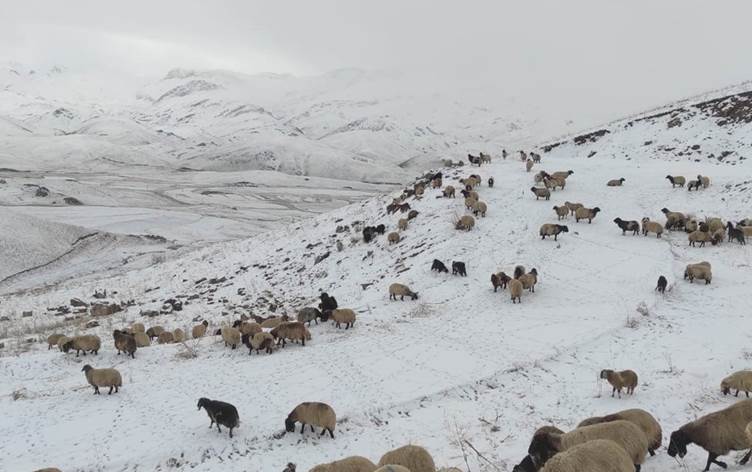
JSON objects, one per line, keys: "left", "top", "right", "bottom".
{"left": 0, "top": 129, "right": 751, "bottom": 471}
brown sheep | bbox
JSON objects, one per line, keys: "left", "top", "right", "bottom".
{"left": 158, "top": 331, "right": 175, "bottom": 344}
{"left": 526, "top": 159, "right": 534, "bottom": 172}
{"left": 378, "top": 445, "right": 436, "bottom": 472}
{"left": 607, "top": 178, "right": 625, "bottom": 187}
{"left": 221, "top": 326, "right": 241, "bottom": 349}
{"left": 564, "top": 201, "right": 583, "bottom": 215}
{"left": 146, "top": 326, "right": 165, "bottom": 340}
{"left": 455, "top": 215, "right": 475, "bottom": 231}
{"left": 113, "top": 330, "right": 137, "bottom": 359}
{"left": 491, "top": 272, "right": 511, "bottom": 292}
{"left": 443, "top": 185, "right": 455, "bottom": 198}
{"left": 398, "top": 218, "right": 408, "bottom": 231}
{"left": 389, "top": 283, "right": 419, "bottom": 301}
{"left": 464, "top": 196, "right": 476, "bottom": 209}
{"left": 387, "top": 232, "right": 401, "bottom": 244}
{"left": 551, "top": 170, "right": 574, "bottom": 180}
{"left": 285, "top": 402, "right": 336, "bottom": 438}
{"left": 641, "top": 218, "right": 663, "bottom": 238}
{"left": 535, "top": 439, "right": 634, "bottom": 472}
{"left": 270, "top": 321, "right": 310, "bottom": 347}
{"left": 310, "top": 456, "right": 377, "bottom": 472}
{"left": 721, "top": 370, "right": 752, "bottom": 397}
{"left": 331, "top": 308, "right": 356, "bottom": 329}
{"left": 47, "top": 333, "right": 64, "bottom": 350}
{"left": 553, "top": 205, "right": 569, "bottom": 220}
{"left": 81, "top": 364, "right": 122, "bottom": 395}
{"left": 577, "top": 408, "right": 662, "bottom": 456}
{"left": 698, "top": 174, "right": 711, "bottom": 188}
{"left": 545, "top": 175, "right": 566, "bottom": 190}
{"left": 688, "top": 230, "right": 711, "bottom": 247}
{"left": 509, "top": 279, "right": 523, "bottom": 303}
{"left": 684, "top": 261, "right": 712, "bottom": 284}
{"left": 192, "top": 320, "right": 209, "bottom": 338}
{"left": 574, "top": 207, "right": 601, "bottom": 223}
{"left": 518, "top": 268, "right": 538, "bottom": 293}
{"left": 472, "top": 200, "right": 487, "bottom": 217}
{"left": 531, "top": 187, "right": 551, "bottom": 200}
{"left": 599, "top": 369, "right": 638, "bottom": 398}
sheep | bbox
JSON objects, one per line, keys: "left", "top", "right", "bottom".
{"left": 331, "top": 308, "right": 356, "bottom": 329}
{"left": 452, "top": 261, "right": 467, "bottom": 276}
{"left": 668, "top": 398, "right": 752, "bottom": 471}
{"left": 173, "top": 328, "right": 185, "bottom": 343}
{"left": 534, "top": 170, "right": 550, "bottom": 183}
{"left": 666, "top": 175, "right": 686, "bottom": 187}
{"left": 686, "top": 218, "right": 699, "bottom": 233}
{"left": 309, "top": 456, "right": 377, "bottom": 472}
{"left": 221, "top": 327, "right": 241, "bottom": 349}
{"left": 613, "top": 218, "right": 639, "bottom": 235}
{"left": 574, "top": 207, "right": 601, "bottom": 224}
{"left": 740, "top": 225, "right": 752, "bottom": 240}
{"left": 407, "top": 210, "right": 419, "bottom": 220}
{"left": 389, "top": 283, "right": 419, "bottom": 301}
{"left": 320, "top": 292, "right": 338, "bottom": 312}
{"left": 455, "top": 215, "right": 475, "bottom": 231}
{"left": 133, "top": 332, "right": 150, "bottom": 347}
{"left": 539, "top": 224, "right": 569, "bottom": 241}
{"left": 261, "top": 316, "right": 289, "bottom": 329}
{"left": 688, "top": 230, "right": 712, "bottom": 247}
{"left": 192, "top": 320, "right": 209, "bottom": 338}
{"left": 158, "top": 331, "right": 175, "bottom": 344}
{"left": 721, "top": 371, "right": 752, "bottom": 397}
{"left": 491, "top": 272, "right": 511, "bottom": 292}
{"left": 545, "top": 176, "right": 566, "bottom": 191}
{"left": 684, "top": 261, "right": 712, "bottom": 284}
{"left": 398, "top": 218, "right": 408, "bottom": 231}
{"left": 599, "top": 369, "right": 638, "bottom": 398}
{"left": 378, "top": 445, "right": 436, "bottom": 472}
{"left": 285, "top": 402, "right": 336, "bottom": 438}
{"left": 146, "top": 326, "right": 164, "bottom": 340}
{"left": 113, "top": 329, "right": 137, "bottom": 359}
{"left": 514, "top": 265, "right": 526, "bottom": 279}
{"left": 552, "top": 170, "right": 574, "bottom": 180}
{"left": 509, "top": 279, "right": 523, "bottom": 303}
{"left": 387, "top": 232, "right": 401, "bottom": 244}
{"left": 130, "top": 322, "right": 145, "bottom": 334}
{"left": 553, "top": 205, "right": 569, "bottom": 220}
{"left": 463, "top": 196, "right": 476, "bottom": 209}
{"left": 297, "top": 307, "right": 323, "bottom": 326}
{"left": 577, "top": 408, "right": 662, "bottom": 456}
{"left": 63, "top": 335, "right": 101, "bottom": 357}
{"left": 232, "top": 320, "right": 261, "bottom": 335}
{"left": 535, "top": 439, "right": 635, "bottom": 472}
{"left": 531, "top": 187, "right": 551, "bottom": 200}
{"left": 488, "top": 177, "right": 494, "bottom": 188}
{"left": 519, "top": 268, "right": 538, "bottom": 293}
{"left": 375, "top": 466, "right": 410, "bottom": 472}
{"left": 47, "top": 333, "right": 64, "bottom": 350}
{"left": 472, "top": 200, "right": 487, "bottom": 217}
{"left": 81, "top": 364, "right": 122, "bottom": 395}
{"left": 641, "top": 218, "right": 664, "bottom": 238}
{"left": 197, "top": 397, "right": 239, "bottom": 438}
{"left": 270, "top": 322, "right": 310, "bottom": 347}
{"left": 564, "top": 201, "right": 583, "bottom": 215}
{"left": 526, "top": 159, "right": 534, "bottom": 172}
{"left": 607, "top": 178, "right": 626, "bottom": 187}
{"left": 56, "top": 335, "right": 70, "bottom": 352}
{"left": 242, "top": 331, "right": 275, "bottom": 355}
{"left": 480, "top": 152, "right": 491, "bottom": 163}
{"left": 431, "top": 259, "right": 449, "bottom": 273}
{"left": 739, "top": 218, "right": 752, "bottom": 227}
{"left": 661, "top": 207, "right": 686, "bottom": 230}
{"left": 33, "top": 469, "right": 63, "bottom": 472}
{"left": 431, "top": 176, "right": 442, "bottom": 188}
{"left": 656, "top": 275, "right": 667, "bottom": 294}
{"left": 525, "top": 420, "right": 648, "bottom": 471}
{"left": 699, "top": 174, "right": 711, "bottom": 188}
{"left": 726, "top": 222, "right": 747, "bottom": 245}
{"left": 443, "top": 185, "right": 455, "bottom": 198}
{"left": 375, "top": 223, "right": 387, "bottom": 234}
{"left": 688, "top": 179, "right": 702, "bottom": 191}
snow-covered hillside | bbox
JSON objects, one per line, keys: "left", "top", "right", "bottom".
{"left": 1, "top": 118, "right": 751, "bottom": 471}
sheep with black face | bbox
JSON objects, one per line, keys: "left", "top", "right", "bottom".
{"left": 197, "top": 397, "right": 240, "bottom": 438}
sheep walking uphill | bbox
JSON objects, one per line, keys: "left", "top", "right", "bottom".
{"left": 431, "top": 259, "right": 449, "bottom": 273}
{"left": 197, "top": 397, "right": 239, "bottom": 438}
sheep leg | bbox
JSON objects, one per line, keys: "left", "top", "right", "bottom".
{"left": 93, "top": 386, "right": 100, "bottom": 394}
{"left": 740, "top": 449, "right": 752, "bottom": 465}
{"left": 217, "top": 424, "right": 222, "bottom": 434}
{"left": 108, "top": 386, "right": 113, "bottom": 395}
{"left": 735, "top": 390, "right": 740, "bottom": 397}
{"left": 229, "top": 427, "right": 233, "bottom": 438}
{"left": 300, "top": 423, "right": 306, "bottom": 434}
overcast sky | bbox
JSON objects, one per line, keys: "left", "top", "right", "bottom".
{"left": 2, "top": 0, "right": 752, "bottom": 125}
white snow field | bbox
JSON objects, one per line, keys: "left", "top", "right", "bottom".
{"left": 2, "top": 81, "right": 752, "bottom": 471}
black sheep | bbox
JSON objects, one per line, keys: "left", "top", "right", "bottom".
{"left": 655, "top": 275, "right": 667, "bottom": 294}
{"left": 727, "top": 222, "right": 746, "bottom": 245}
{"left": 319, "top": 292, "right": 338, "bottom": 313}
{"left": 613, "top": 217, "right": 640, "bottom": 236}
{"left": 488, "top": 177, "right": 494, "bottom": 188}
{"left": 197, "top": 397, "right": 239, "bottom": 438}
{"left": 452, "top": 261, "right": 467, "bottom": 276}
{"left": 362, "top": 226, "right": 377, "bottom": 243}
{"left": 431, "top": 259, "right": 449, "bottom": 273}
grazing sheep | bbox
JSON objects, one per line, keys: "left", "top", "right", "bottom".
{"left": 192, "top": 320, "right": 209, "bottom": 338}
{"left": 641, "top": 218, "right": 664, "bottom": 238}
{"left": 270, "top": 322, "right": 310, "bottom": 347}
{"left": 81, "top": 364, "right": 122, "bottom": 395}
{"left": 509, "top": 279, "right": 523, "bottom": 304}
{"left": 129, "top": 322, "right": 145, "bottom": 334}
{"left": 688, "top": 230, "right": 712, "bottom": 247}
{"left": 455, "top": 215, "right": 475, "bottom": 231}
{"left": 599, "top": 369, "right": 638, "bottom": 398}
{"left": 686, "top": 218, "right": 699, "bottom": 233}
{"left": 285, "top": 402, "right": 336, "bottom": 438}
{"left": 260, "top": 315, "right": 289, "bottom": 329}
{"left": 47, "top": 333, "right": 64, "bottom": 350}
{"left": 721, "top": 371, "right": 752, "bottom": 397}
{"left": 62, "top": 335, "right": 101, "bottom": 357}
{"left": 158, "top": 331, "right": 175, "bottom": 344}
{"left": 668, "top": 398, "right": 752, "bottom": 471}
{"left": 472, "top": 200, "right": 487, "bottom": 217}
{"left": 564, "top": 201, "right": 583, "bottom": 216}
{"left": 297, "top": 307, "right": 322, "bottom": 326}
{"left": 684, "top": 261, "right": 712, "bottom": 284}
{"left": 443, "top": 185, "right": 455, "bottom": 198}
{"left": 375, "top": 223, "right": 387, "bottom": 234}
{"left": 378, "top": 445, "right": 436, "bottom": 472}
{"left": 706, "top": 217, "right": 724, "bottom": 234}
{"left": 666, "top": 175, "right": 686, "bottom": 188}
{"left": 491, "top": 272, "right": 511, "bottom": 292}
{"left": 387, "top": 232, "right": 401, "bottom": 244}
{"left": 531, "top": 187, "right": 551, "bottom": 200}
{"left": 431, "top": 259, "right": 449, "bottom": 273}
{"left": 526, "top": 159, "right": 534, "bottom": 172}
{"left": 539, "top": 224, "right": 569, "bottom": 241}
{"left": 197, "top": 397, "right": 240, "bottom": 438}
{"left": 553, "top": 205, "right": 569, "bottom": 220}
{"left": 536, "top": 439, "right": 635, "bottom": 472}
{"left": 398, "top": 218, "right": 408, "bottom": 231}
{"left": 310, "top": 456, "right": 377, "bottom": 472}
{"left": 463, "top": 196, "right": 476, "bottom": 210}
{"left": 133, "top": 332, "right": 150, "bottom": 347}
{"left": 146, "top": 326, "right": 165, "bottom": 340}
{"left": 575, "top": 207, "right": 601, "bottom": 224}
{"left": 488, "top": 177, "right": 494, "bottom": 188}
{"left": 613, "top": 218, "right": 639, "bottom": 235}
{"left": 173, "top": 328, "right": 185, "bottom": 343}
{"left": 57, "top": 335, "right": 71, "bottom": 352}
{"left": 661, "top": 208, "right": 686, "bottom": 230}
{"left": 331, "top": 309, "right": 356, "bottom": 329}
{"left": 552, "top": 170, "right": 574, "bottom": 180}
{"left": 242, "top": 331, "right": 275, "bottom": 355}
{"left": 688, "top": 179, "right": 702, "bottom": 191}
{"left": 577, "top": 409, "right": 662, "bottom": 456}
{"left": 452, "top": 261, "right": 467, "bottom": 276}
{"left": 607, "top": 178, "right": 626, "bottom": 187}
{"left": 519, "top": 268, "right": 538, "bottom": 293}
{"left": 699, "top": 174, "right": 711, "bottom": 188}
{"left": 389, "top": 283, "right": 419, "bottom": 301}
{"left": 113, "top": 330, "right": 137, "bottom": 359}
{"left": 726, "top": 222, "right": 746, "bottom": 245}
{"left": 525, "top": 420, "right": 648, "bottom": 472}
{"left": 656, "top": 275, "right": 667, "bottom": 294}
{"left": 407, "top": 210, "right": 419, "bottom": 220}
{"left": 221, "top": 327, "right": 241, "bottom": 349}
{"left": 374, "top": 466, "right": 410, "bottom": 472}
